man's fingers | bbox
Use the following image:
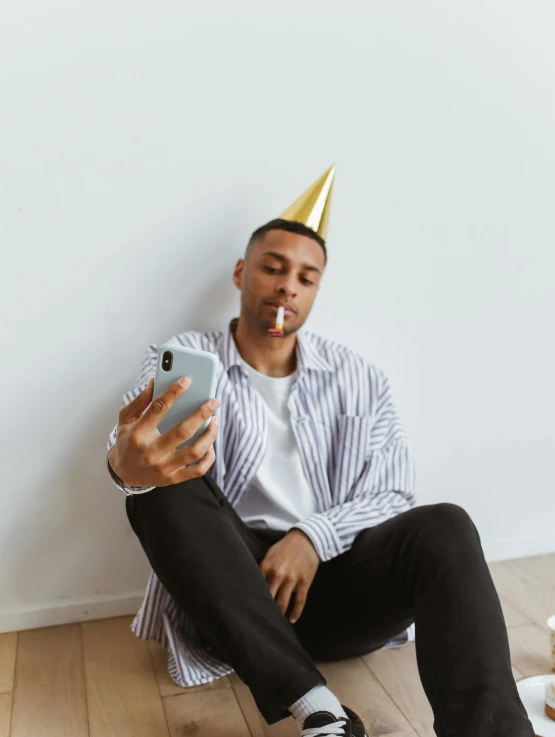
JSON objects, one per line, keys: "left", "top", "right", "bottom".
{"left": 167, "top": 415, "right": 220, "bottom": 470}
{"left": 276, "top": 580, "right": 296, "bottom": 617}
{"left": 158, "top": 398, "right": 219, "bottom": 455}
{"left": 119, "top": 377, "right": 154, "bottom": 423}
{"left": 261, "top": 563, "right": 281, "bottom": 600}
{"left": 289, "top": 583, "right": 308, "bottom": 623}
{"left": 169, "top": 444, "right": 216, "bottom": 484}
{"left": 268, "top": 578, "right": 280, "bottom": 600}
{"left": 138, "top": 376, "right": 191, "bottom": 432}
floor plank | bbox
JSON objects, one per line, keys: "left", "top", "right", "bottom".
{"left": 163, "top": 687, "right": 251, "bottom": 737}
{"left": 318, "top": 658, "right": 417, "bottom": 737}
{"left": 0, "top": 633, "right": 17, "bottom": 694}
{"left": 0, "top": 693, "right": 12, "bottom": 737}
{"left": 489, "top": 561, "right": 526, "bottom": 599}
{"left": 507, "top": 624, "right": 553, "bottom": 677}
{"left": 498, "top": 595, "right": 531, "bottom": 628}
{"left": 229, "top": 669, "right": 298, "bottom": 737}
{"left": 10, "top": 624, "right": 88, "bottom": 737}
{"left": 488, "top": 562, "right": 555, "bottom": 633}
{"left": 82, "top": 616, "right": 169, "bottom": 737}
{"left": 504, "top": 554, "right": 555, "bottom": 589}
{"left": 511, "top": 587, "right": 555, "bottom": 634}
{"left": 148, "top": 641, "right": 232, "bottom": 698}
{"left": 362, "top": 643, "right": 434, "bottom": 737}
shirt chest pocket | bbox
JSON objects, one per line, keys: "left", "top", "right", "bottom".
{"left": 334, "top": 415, "right": 372, "bottom": 496}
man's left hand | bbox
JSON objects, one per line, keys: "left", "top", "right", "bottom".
{"left": 259, "top": 529, "right": 321, "bottom": 623}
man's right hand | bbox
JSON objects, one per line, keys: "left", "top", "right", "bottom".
{"left": 108, "top": 376, "right": 220, "bottom": 488}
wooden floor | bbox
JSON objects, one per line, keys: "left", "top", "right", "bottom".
{"left": 0, "top": 553, "right": 553, "bottom": 737}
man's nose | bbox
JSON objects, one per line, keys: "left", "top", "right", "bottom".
{"left": 277, "top": 281, "right": 296, "bottom": 297}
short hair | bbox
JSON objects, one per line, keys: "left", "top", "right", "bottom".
{"left": 245, "top": 218, "right": 327, "bottom": 266}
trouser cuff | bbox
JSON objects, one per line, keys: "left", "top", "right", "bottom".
{"left": 259, "top": 668, "right": 327, "bottom": 725}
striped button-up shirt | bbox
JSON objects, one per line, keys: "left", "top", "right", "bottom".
{"left": 106, "top": 317, "right": 417, "bottom": 687}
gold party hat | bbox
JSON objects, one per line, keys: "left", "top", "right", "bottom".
{"left": 279, "top": 164, "right": 336, "bottom": 242}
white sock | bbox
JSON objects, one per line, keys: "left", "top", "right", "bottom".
{"left": 289, "top": 684, "right": 347, "bottom": 726}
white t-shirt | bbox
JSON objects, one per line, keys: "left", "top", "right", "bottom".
{"left": 234, "top": 356, "right": 318, "bottom": 531}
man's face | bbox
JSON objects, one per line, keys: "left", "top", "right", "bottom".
{"left": 233, "top": 228, "right": 325, "bottom": 336}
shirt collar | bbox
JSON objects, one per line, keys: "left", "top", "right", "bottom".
{"left": 217, "top": 316, "right": 333, "bottom": 376}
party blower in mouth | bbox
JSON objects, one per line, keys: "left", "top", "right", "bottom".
{"left": 267, "top": 305, "right": 285, "bottom": 338}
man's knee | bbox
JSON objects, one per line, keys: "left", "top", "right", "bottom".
{"left": 427, "top": 501, "right": 475, "bottom": 527}
{"left": 408, "top": 502, "right": 481, "bottom": 551}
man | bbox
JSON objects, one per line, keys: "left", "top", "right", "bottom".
{"left": 107, "top": 166, "right": 534, "bottom": 737}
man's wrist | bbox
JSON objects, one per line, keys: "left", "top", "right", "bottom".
{"left": 289, "top": 527, "right": 319, "bottom": 556}
{"left": 107, "top": 447, "right": 125, "bottom": 484}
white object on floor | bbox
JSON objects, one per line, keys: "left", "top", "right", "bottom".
{"left": 516, "top": 674, "right": 555, "bottom": 736}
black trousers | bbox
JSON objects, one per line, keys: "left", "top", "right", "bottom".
{"left": 126, "top": 469, "right": 534, "bottom": 735}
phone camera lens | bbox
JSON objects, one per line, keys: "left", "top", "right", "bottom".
{"left": 162, "top": 351, "right": 173, "bottom": 372}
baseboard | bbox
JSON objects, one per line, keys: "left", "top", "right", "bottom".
{"left": 0, "top": 590, "right": 145, "bottom": 634}
{"left": 482, "top": 532, "right": 555, "bottom": 563}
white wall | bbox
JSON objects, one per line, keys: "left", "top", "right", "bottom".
{"left": 1, "top": 0, "right": 554, "bottom": 632}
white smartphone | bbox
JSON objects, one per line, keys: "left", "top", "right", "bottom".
{"left": 153, "top": 343, "right": 219, "bottom": 451}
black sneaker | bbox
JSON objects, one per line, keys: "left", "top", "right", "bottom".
{"left": 301, "top": 705, "right": 368, "bottom": 737}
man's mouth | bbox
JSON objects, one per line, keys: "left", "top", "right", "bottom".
{"left": 266, "top": 303, "right": 295, "bottom": 316}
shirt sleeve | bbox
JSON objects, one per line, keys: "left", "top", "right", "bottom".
{"left": 291, "top": 368, "right": 416, "bottom": 562}
{"left": 106, "top": 343, "right": 159, "bottom": 496}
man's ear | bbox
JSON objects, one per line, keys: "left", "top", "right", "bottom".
{"left": 232, "top": 258, "right": 245, "bottom": 290}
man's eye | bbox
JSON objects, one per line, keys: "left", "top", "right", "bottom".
{"left": 264, "top": 266, "right": 313, "bottom": 285}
